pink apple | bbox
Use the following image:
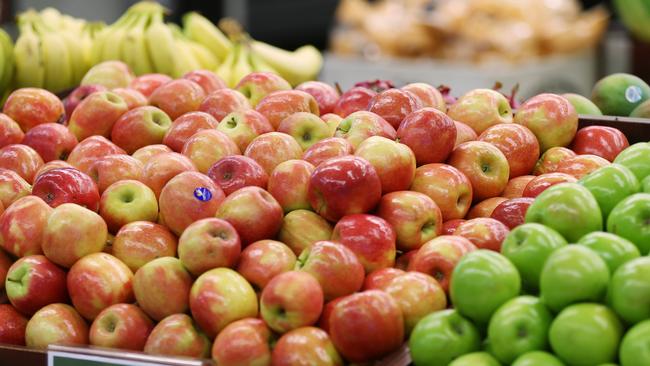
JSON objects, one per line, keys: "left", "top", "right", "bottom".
{"left": 163, "top": 111, "right": 219, "bottom": 152}
{"left": 178, "top": 218, "right": 241, "bottom": 276}
{"left": 402, "top": 82, "right": 446, "bottom": 111}
{"left": 267, "top": 159, "right": 315, "bottom": 212}
{"left": 533, "top": 146, "right": 577, "bottom": 175}
{"left": 235, "top": 71, "right": 292, "bottom": 107}
{"left": 25, "top": 303, "right": 88, "bottom": 349}
{"left": 207, "top": 155, "right": 269, "bottom": 195}
{"left": 514, "top": 93, "right": 578, "bottom": 151}
{"left": 5, "top": 255, "right": 67, "bottom": 315}
{"left": 333, "top": 86, "right": 376, "bottom": 118}
{"left": 237, "top": 239, "right": 297, "bottom": 290}
{"left": 554, "top": 154, "right": 610, "bottom": 179}
{"left": 128, "top": 73, "right": 172, "bottom": 98}
{"left": 255, "top": 90, "right": 320, "bottom": 129}
{"left": 296, "top": 81, "right": 340, "bottom": 115}
{"left": 571, "top": 125, "right": 629, "bottom": 162}
{"left": 212, "top": 318, "right": 273, "bottom": 366}
{"left": 272, "top": 326, "right": 343, "bottom": 366}
{"left": 183, "top": 69, "right": 227, "bottom": 95}
{"left": 448, "top": 141, "right": 510, "bottom": 201}
{"left": 322, "top": 113, "right": 343, "bottom": 136}
{"left": 111, "top": 106, "right": 172, "bottom": 154}
{"left": 62, "top": 85, "right": 108, "bottom": 122}
{"left": 216, "top": 109, "right": 273, "bottom": 152}
{"left": 99, "top": 180, "right": 158, "bottom": 233}
{"left": 89, "top": 303, "right": 153, "bottom": 351}
{"left": 0, "top": 304, "right": 28, "bottom": 345}
{"left": 199, "top": 88, "right": 251, "bottom": 122}
{"left": 141, "top": 152, "right": 197, "bottom": 198}
{"left": 397, "top": 108, "right": 458, "bottom": 165}
{"left": 32, "top": 167, "right": 101, "bottom": 211}
{"left": 447, "top": 88, "right": 513, "bottom": 134}
{"left": 80, "top": 61, "right": 134, "bottom": 89}
{"left": 466, "top": 197, "right": 508, "bottom": 219}
{"left": 144, "top": 313, "right": 210, "bottom": 358}
{"left": 0, "top": 196, "right": 52, "bottom": 257}
{"left": 502, "top": 175, "right": 536, "bottom": 198}
{"left": 111, "top": 88, "right": 148, "bottom": 110}
{"left": 149, "top": 79, "right": 206, "bottom": 120}
{"left": 22, "top": 123, "right": 77, "bottom": 162}
{"left": 442, "top": 219, "right": 466, "bottom": 235}
{"left": 334, "top": 111, "right": 397, "bottom": 149}
{"left": 3, "top": 88, "right": 65, "bottom": 132}
{"left": 181, "top": 129, "right": 240, "bottom": 173}
{"left": 0, "top": 250, "right": 11, "bottom": 293}
{"left": 33, "top": 160, "right": 73, "bottom": 180}
{"left": 277, "top": 112, "right": 331, "bottom": 150}
{"left": 454, "top": 120, "right": 478, "bottom": 147}
{"left": 367, "top": 88, "right": 421, "bottom": 129}
{"left": 0, "top": 144, "right": 44, "bottom": 183}
{"left": 133, "top": 257, "right": 192, "bottom": 321}
{"left": 302, "top": 137, "right": 354, "bottom": 167}
{"left": 355, "top": 136, "right": 416, "bottom": 193}
{"left": 410, "top": 163, "right": 473, "bottom": 220}
{"left": 67, "top": 91, "right": 129, "bottom": 140}
{"left": 131, "top": 144, "right": 172, "bottom": 166}
{"left": 522, "top": 172, "right": 578, "bottom": 198}
{"left": 112, "top": 221, "right": 177, "bottom": 272}
{"left": 66, "top": 135, "right": 126, "bottom": 175}
{"left": 277, "top": 209, "right": 334, "bottom": 256}
{"left": 363, "top": 268, "right": 406, "bottom": 291}
{"left": 0, "top": 113, "right": 24, "bottom": 148}
{"left": 0, "top": 168, "right": 31, "bottom": 208}
{"left": 88, "top": 154, "right": 144, "bottom": 193}
{"left": 244, "top": 132, "right": 304, "bottom": 174}
{"left": 478, "top": 123, "right": 540, "bottom": 178}
{"left": 454, "top": 218, "right": 510, "bottom": 252}
{"left": 491, "top": 197, "right": 535, "bottom": 229}
{"left": 331, "top": 214, "right": 396, "bottom": 273}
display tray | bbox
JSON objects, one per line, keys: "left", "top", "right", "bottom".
{"left": 0, "top": 115, "right": 647, "bottom": 366}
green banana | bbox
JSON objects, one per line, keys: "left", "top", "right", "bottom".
{"left": 145, "top": 12, "right": 177, "bottom": 76}
{"left": 0, "top": 28, "right": 15, "bottom": 95}
{"left": 13, "top": 17, "right": 45, "bottom": 88}
{"left": 183, "top": 12, "right": 232, "bottom": 63}
{"left": 121, "top": 13, "right": 155, "bottom": 75}
{"left": 250, "top": 41, "right": 323, "bottom": 86}
{"left": 33, "top": 18, "right": 73, "bottom": 92}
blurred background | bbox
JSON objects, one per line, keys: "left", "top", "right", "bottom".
{"left": 2, "top": 0, "right": 648, "bottom": 98}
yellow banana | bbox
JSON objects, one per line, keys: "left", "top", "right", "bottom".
{"left": 250, "top": 41, "right": 323, "bottom": 86}
{"left": 215, "top": 43, "right": 236, "bottom": 87}
{"left": 145, "top": 13, "right": 177, "bottom": 76}
{"left": 182, "top": 12, "right": 232, "bottom": 63}
{"left": 186, "top": 40, "right": 219, "bottom": 70}
{"left": 101, "top": 13, "right": 138, "bottom": 62}
{"left": 0, "top": 28, "right": 15, "bottom": 95}
{"left": 166, "top": 23, "right": 201, "bottom": 78}
{"left": 38, "top": 7, "right": 63, "bottom": 29}
{"left": 33, "top": 19, "right": 73, "bottom": 92}
{"left": 249, "top": 48, "right": 279, "bottom": 74}
{"left": 230, "top": 43, "right": 253, "bottom": 87}
{"left": 82, "top": 22, "right": 104, "bottom": 68}
{"left": 14, "top": 19, "right": 45, "bottom": 88}
{"left": 121, "top": 13, "right": 155, "bottom": 75}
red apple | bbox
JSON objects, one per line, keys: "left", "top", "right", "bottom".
{"left": 272, "top": 326, "right": 343, "bottom": 366}
{"left": 490, "top": 197, "right": 535, "bottom": 229}
{"left": 0, "top": 169, "right": 31, "bottom": 208}
{"left": 131, "top": 144, "right": 172, "bottom": 166}
{"left": 0, "top": 249, "right": 10, "bottom": 291}
{"left": 402, "top": 83, "right": 446, "bottom": 112}
{"left": 181, "top": 129, "right": 240, "bottom": 173}
{"left": 183, "top": 70, "right": 227, "bottom": 95}
{"left": 244, "top": 132, "right": 304, "bottom": 174}
{"left": 149, "top": 79, "right": 206, "bottom": 120}
{"left": 133, "top": 257, "right": 192, "bottom": 321}
{"left": 199, "top": 88, "right": 251, "bottom": 122}
{"left": 178, "top": 218, "right": 240, "bottom": 276}
{"left": 502, "top": 175, "right": 535, "bottom": 198}
{"left": 397, "top": 108, "right": 456, "bottom": 165}
{"left": 235, "top": 71, "right": 292, "bottom": 107}
{"left": 237, "top": 239, "right": 297, "bottom": 290}
{"left": 89, "top": 303, "right": 153, "bottom": 351}
{"left": 355, "top": 136, "right": 416, "bottom": 194}
{"left": 128, "top": 73, "right": 172, "bottom": 98}
{"left": 144, "top": 313, "right": 210, "bottom": 358}
{"left": 454, "top": 218, "right": 510, "bottom": 252}
{"left": 363, "top": 268, "right": 405, "bottom": 290}
{"left": 25, "top": 303, "right": 88, "bottom": 349}
{"left": 0, "top": 196, "right": 52, "bottom": 257}
{"left": 66, "top": 136, "right": 126, "bottom": 175}
{"left": 21, "top": 123, "right": 77, "bottom": 163}
{"left": 447, "top": 88, "right": 513, "bottom": 134}
{"left": 442, "top": 219, "right": 466, "bottom": 235}
{"left": 514, "top": 93, "right": 578, "bottom": 151}
{"left": 99, "top": 180, "right": 158, "bottom": 233}
{"left": 367, "top": 88, "right": 421, "bottom": 129}
{"left": 296, "top": 81, "right": 340, "bottom": 115}
{"left": 32, "top": 167, "right": 100, "bottom": 211}
{"left": 277, "top": 209, "right": 334, "bottom": 256}
{"left": 110, "top": 106, "right": 172, "bottom": 154}
{"left": 334, "top": 111, "right": 396, "bottom": 150}
{"left": 141, "top": 152, "right": 197, "bottom": 198}
{"left": 62, "top": 85, "right": 108, "bottom": 122}
{"left": 554, "top": 154, "right": 610, "bottom": 179}
{"left": 454, "top": 120, "right": 478, "bottom": 147}
{"left": 395, "top": 250, "right": 417, "bottom": 270}
{"left": 0, "top": 114, "right": 24, "bottom": 148}
{"left": 522, "top": 172, "right": 578, "bottom": 198}
{"left": 3, "top": 88, "right": 64, "bottom": 132}
{"left": 411, "top": 163, "right": 473, "bottom": 220}
{"left": 111, "top": 88, "right": 148, "bottom": 110}
{"left": 333, "top": 86, "right": 376, "bottom": 118}
{"left": 331, "top": 214, "right": 396, "bottom": 273}
{"left": 302, "top": 137, "right": 354, "bottom": 167}
{"left": 571, "top": 125, "right": 629, "bottom": 162}
{"left": 466, "top": 197, "right": 508, "bottom": 219}
{"left": 216, "top": 109, "right": 273, "bottom": 152}
{"left": 0, "top": 304, "right": 28, "bottom": 345}
{"left": 207, "top": 155, "right": 269, "bottom": 195}
{"left": 448, "top": 141, "right": 510, "bottom": 201}
{"left": 33, "top": 160, "right": 73, "bottom": 180}
{"left": 255, "top": 90, "right": 320, "bottom": 129}
{"left": 478, "top": 123, "right": 540, "bottom": 178}
{"left": 0, "top": 144, "right": 44, "bottom": 183}
{"left": 163, "top": 111, "right": 219, "bottom": 153}
{"left": 5, "top": 255, "right": 67, "bottom": 315}
{"left": 89, "top": 154, "right": 144, "bottom": 193}
{"left": 277, "top": 112, "right": 331, "bottom": 150}
{"left": 267, "top": 159, "right": 315, "bottom": 213}
{"left": 67, "top": 91, "right": 128, "bottom": 140}
{"left": 212, "top": 318, "right": 273, "bottom": 366}
{"left": 112, "top": 221, "right": 177, "bottom": 272}
{"left": 533, "top": 147, "right": 577, "bottom": 175}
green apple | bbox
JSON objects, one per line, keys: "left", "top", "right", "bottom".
{"left": 550, "top": 303, "right": 623, "bottom": 366}
{"left": 608, "top": 257, "right": 650, "bottom": 324}
{"left": 613, "top": 142, "right": 650, "bottom": 181}
{"left": 409, "top": 309, "right": 481, "bottom": 366}
{"left": 577, "top": 232, "right": 640, "bottom": 273}
{"left": 591, "top": 73, "right": 650, "bottom": 116}
{"left": 448, "top": 352, "right": 502, "bottom": 366}
{"left": 540, "top": 245, "right": 609, "bottom": 313}
{"left": 501, "top": 223, "right": 567, "bottom": 292}
{"left": 562, "top": 93, "right": 603, "bottom": 115}
{"left": 525, "top": 183, "right": 602, "bottom": 242}
{"left": 450, "top": 250, "right": 520, "bottom": 325}
{"left": 511, "top": 351, "right": 565, "bottom": 366}
{"left": 619, "top": 319, "right": 650, "bottom": 366}
{"left": 642, "top": 175, "right": 650, "bottom": 192}
{"left": 487, "top": 296, "right": 552, "bottom": 364}
{"left": 579, "top": 164, "right": 640, "bottom": 219}
{"left": 607, "top": 193, "right": 650, "bottom": 254}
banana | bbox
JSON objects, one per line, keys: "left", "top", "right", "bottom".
{"left": 0, "top": 28, "right": 14, "bottom": 95}
{"left": 215, "top": 43, "right": 237, "bottom": 87}
{"left": 167, "top": 23, "right": 201, "bottom": 78}
{"left": 186, "top": 41, "right": 219, "bottom": 70}
{"left": 145, "top": 12, "right": 177, "bottom": 76}
{"left": 33, "top": 19, "right": 73, "bottom": 92}
{"left": 13, "top": 18, "right": 45, "bottom": 88}
{"left": 59, "top": 28, "right": 88, "bottom": 86}
{"left": 101, "top": 12, "right": 138, "bottom": 62}
{"left": 183, "top": 12, "right": 232, "bottom": 63}
{"left": 249, "top": 48, "right": 279, "bottom": 74}
{"left": 82, "top": 22, "right": 104, "bottom": 70}
{"left": 250, "top": 41, "right": 323, "bottom": 86}
{"left": 230, "top": 42, "right": 253, "bottom": 87}
{"left": 38, "top": 7, "right": 63, "bottom": 29}
{"left": 121, "top": 13, "right": 155, "bottom": 75}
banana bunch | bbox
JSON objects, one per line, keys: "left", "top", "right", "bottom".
{"left": 13, "top": 8, "right": 92, "bottom": 92}
{"left": 0, "top": 28, "right": 14, "bottom": 100}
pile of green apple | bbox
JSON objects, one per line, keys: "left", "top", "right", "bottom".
{"left": 410, "top": 142, "right": 650, "bottom": 366}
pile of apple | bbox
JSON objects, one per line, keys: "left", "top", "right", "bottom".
{"left": 0, "top": 59, "right": 648, "bottom": 366}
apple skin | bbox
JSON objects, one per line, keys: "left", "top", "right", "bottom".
{"left": 327, "top": 290, "right": 404, "bottom": 363}
{"left": 478, "top": 123, "right": 540, "bottom": 178}
{"left": 199, "top": 88, "right": 251, "bottom": 123}
{"left": 442, "top": 219, "right": 466, "bottom": 235}
{"left": 0, "top": 304, "right": 28, "bottom": 345}
{"left": 212, "top": 318, "right": 274, "bottom": 366}
{"left": 141, "top": 152, "right": 197, "bottom": 198}
{"left": 355, "top": 136, "right": 416, "bottom": 194}
{"left": 447, "top": 88, "right": 513, "bottom": 134}
{"left": 88, "top": 154, "right": 144, "bottom": 193}
{"left": 367, "top": 88, "right": 421, "bottom": 129}
{"left": 333, "top": 86, "right": 376, "bottom": 118}
{"left": 540, "top": 245, "right": 609, "bottom": 313}
{"left": 128, "top": 73, "right": 172, "bottom": 98}
{"left": 178, "top": 218, "right": 240, "bottom": 276}
{"left": 99, "top": 180, "right": 159, "bottom": 233}
{"left": 619, "top": 319, "right": 650, "bottom": 366}
{"left": 0, "top": 144, "right": 44, "bottom": 183}
{"left": 503, "top": 175, "right": 535, "bottom": 198}
{"left": 272, "top": 326, "right": 343, "bottom": 366}
{"left": 89, "top": 303, "right": 153, "bottom": 351}
{"left": 215, "top": 186, "right": 283, "bottom": 247}
{"left": 216, "top": 109, "right": 273, "bottom": 152}
{"left": 613, "top": 142, "right": 650, "bottom": 181}
{"left": 0, "top": 249, "right": 10, "bottom": 290}
{"left": 67, "top": 91, "right": 129, "bottom": 141}
{"left": 533, "top": 146, "right": 577, "bottom": 175}
{"left": 25, "top": 303, "right": 88, "bottom": 349}
{"left": 331, "top": 214, "right": 396, "bottom": 273}
{"left": 454, "top": 217, "right": 510, "bottom": 252}
{"left": 133, "top": 257, "right": 192, "bottom": 321}
{"left": 22, "top": 123, "right": 77, "bottom": 163}
{"left": 448, "top": 141, "right": 510, "bottom": 201}
{"left": 607, "top": 193, "right": 650, "bottom": 255}
{"left": 410, "top": 163, "right": 473, "bottom": 220}
{"left": 34, "top": 160, "right": 73, "bottom": 180}
{"left": 296, "top": 81, "right": 340, "bottom": 115}
{"left": 189, "top": 267, "right": 258, "bottom": 338}
{"left": 409, "top": 309, "right": 481, "bottom": 366}
{"left": 62, "top": 85, "right": 108, "bottom": 122}
{"left": 143, "top": 313, "right": 210, "bottom": 358}
{"left": 334, "top": 111, "right": 397, "bottom": 150}
{"left": 396, "top": 108, "right": 456, "bottom": 165}
{"left": 377, "top": 190, "right": 442, "bottom": 251}
{"left": 511, "top": 351, "right": 565, "bottom": 366}
{"left": 549, "top": 303, "right": 622, "bottom": 366}
{"left": 308, "top": 155, "right": 382, "bottom": 222}
{"left": 450, "top": 250, "right": 521, "bottom": 325}
{"left": 235, "top": 71, "right": 291, "bottom": 107}
{"left": 81, "top": 60, "right": 134, "bottom": 89}
{"left": 522, "top": 172, "right": 577, "bottom": 198}
{"left": 608, "top": 257, "right": 650, "bottom": 324}
{"left": 322, "top": 113, "right": 343, "bottom": 136}
{"left": 207, "top": 155, "right": 269, "bottom": 196}
{"left": 244, "top": 132, "right": 304, "bottom": 175}
{"left": 643, "top": 175, "right": 650, "bottom": 192}
{"left": 448, "top": 352, "right": 501, "bottom": 366}
{"left": 149, "top": 79, "right": 206, "bottom": 120}
{"left": 577, "top": 231, "right": 640, "bottom": 274}
{"left": 42, "top": 203, "right": 107, "bottom": 268}
{"left": 302, "top": 137, "right": 354, "bottom": 167}
{"left": 402, "top": 82, "right": 446, "bottom": 111}
{"left": 131, "top": 144, "right": 172, "bottom": 166}
{"left": 0, "top": 113, "right": 25, "bottom": 148}
{"left": 296, "top": 240, "right": 365, "bottom": 301}
{"left": 267, "top": 159, "right": 315, "bottom": 213}
{"left": 183, "top": 69, "right": 227, "bottom": 95}
{"left": 277, "top": 209, "right": 333, "bottom": 256}
{"left": 277, "top": 112, "right": 331, "bottom": 150}
{"left": 487, "top": 295, "right": 553, "bottom": 364}
{"left": 260, "top": 270, "right": 324, "bottom": 333}
{"left": 181, "top": 129, "right": 241, "bottom": 173}
{"left": 237, "top": 239, "right": 296, "bottom": 290}
{"left": 580, "top": 163, "right": 640, "bottom": 219}
{"left": 110, "top": 106, "right": 172, "bottom": 154}
{"left": 363, "top": 268, "right": 405, "bottom": 290}
{"left": 514, "top": 93, "right": 578, "bottom": 152}
{"left": 255, "top": 90, "right": 320, "bottom": 130}
{"left": 525, "top": 183, "right": 603, "bottom": 242}
{"left": 572, "top": 125, "right": 629, "bottom": 162}
{"left": 67, "top": 135, "right": 126, "bottom": 176}
{"left": 0, "top": 168, "right": 31, "bottom": 208}
{"left": 555, "top": 154, "right": 610, "bottom": 179}
{"left": 490, "top": 197, "right": 535, "bottom": 229}
{"left": 454, "top": 121, "right": 478, "bottom": 147}
{"left": 5, "top": 255, "right": 67, "bottom": 315}
{"left": 163, "top": 111, "right": 219, "bottom": 153}
{"left": 466, "top": 197, "right": 508, "bottom": 219}
{"left": 32, "top": 167, "right": 101, "bottom": 211}
{"left": 3, "top": 88, "right": 65, "bottom": 132}
{"left": 112, "top": 221, "right": 176, "bottom": 272}
{"left": 0, "top": 196, "right": 52, "bottom": 257}
{"left": 111, "top": 88, "right": 147, "bottom": 110}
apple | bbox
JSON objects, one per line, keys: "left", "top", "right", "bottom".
{"left": 355, "top": 136, "right": 416, "bottom": 194}
{"left": 33, "top": 160, "right": 73, "bottom": 180}
{"left": 503, "top": 175, "right": 535, "bottom": 198}
{"left": 327, "top": 290, "right": 404, "bottom": 363}
{"left": 32, "top": 167, "right": 101, "bottom": 211}
{"left": 363, "top": 268, "right": 405, "bottom": 290}
{"left": 215, "top": 186, "right": 283, "bottom": 246}
{"left": 390, "top": 250, "right": 415, "bottom": 269}
{"left": 149, "top": 79, "right": 206, "bottom": 120}
{"left": 540, "top": 245, "right": 609, "bottom": 313}
{"left": 0, "top": 113, "right": 25, "bottom": 147}
{"left": 88, "top": 154, "right": 144, "bottom": 193}
{"left": 199, "top": 88, "right": 251, "bottom": 122}
{"left": 450, "top": 250, "right": 520, "bottom": 325}
{"left": 572, "top": 125, "right": 629, "bottom": 162}
{"left": 0, "top": 248, "right": 10, "bottom": 289}
{"left": 255, "top": 90, "right": 319, "bottom": 129}
{"left": 448, "top": 352, "right": 501, "bottom": 366}
{"left": 302, "top": 137, "right": 354, "bottom": 167}
{"left": 577, "top": 231, "right": 640, "bottom": 273}
{"left": 608, "top": 256, "right": 650, "bottom": 324}
{"left": 81, "top": 61, "right": 134, "bottom": 89}
{"left": 580, "top": 163, "right": 640, "bottom": 219}
{"left": 42, "top": 203, "right": 107, "bottom": 267}
{"left": 111, "top": 88, "right": 147, "bottom": 110}
{"left": 163, "top": 111, "right": 219, "bottom": 152}
{"left": 522, "top": 172, "right": 577, "bottom": 198}
{"left": 454, "top": 121, "right": 478, "bottom": 147}
{"left": 0, "top": 144, "right": 44, "bottom": 183}
{"left": 478, "top": 123, "right": 540, "bottom": 178}
{"left": 207, "top": 155, "right": 269, "bottom": 195}
{"left": 67, "top": 91, "right": 128, "bottom": 140}
{"left": 333, "top": 86, "right": 376, "bottom": 118}
{"left": 66, "top": 135, "right": 126, "bottom": 176}
{"left": 22, "top": 123, "right": 77, "bottom": 162}
{"left": 277, "top": 209, "right": 333, "bottom": 255}
{"left": 402, "top": 82, "right": 446, "bottom": 111}
{"left": 562, "top": 92, "right": 603, "bottom": 115}
{"left": 377, "top": 190, "right": 442, "bottom": 251}
{"left": 322, "top": 113, "right": 343, "bottom": 136}
{"left": 549, "top": 303, "right": 622, "bottom": 365}
{"left": 99, "top": 180, "right": 158, "bottom": 233}
{"left": 62, "top": 85, "right": 108, "bottom": 122}
{"left": 235, "top": 71, "right": 292, "bottom": 107}
{"left": 183, "top": 69, "right": 227, "bottom": 95}
{"left": 25, "top": 303, "right": 88, "bottom": 349}
{"left": 178, "top": 218, "right": 240, "bottom": 276}
{"left": 5, "top": 255, "right": 67, "bottom": 315}
{"left": 397, "top": 108, "right": 457, "bottom": 165}
{"left": 643, "top": 175, "right": 650, "bottom": 192}
{"left": 608, "top": 193, "right": 650, "bottom": 255}
{"left": 613, "top": 142, "right": 650, "bottom": 181}
{"left": 141, "top": 152, "right": 197, "bottom": 198}
{"left": 454, "top": 217, "right": 510, "bottom": 252}
{"left": 131, "top": 145, "right": 171, "bottom": 166}
{"left": 555, "top": 154, "right": 610, "bottom": 179}
{"left": 112, "top": 221, "right": 176, "bottom": 272}
{"left": 89, "top": 303, "right": 153, "bottom": 351}
{"left": 143, "top": 313, "right": 210, "bottom": 358}
{"left": 619, "top": 320, "right": 650, "bottom": 366}
{"left": 490, "top": 197, "right": 535, "bottom": 229}
{"left": 272, "top": 326, "right": 342, "bottom": 366}
{"left": 334, "top": 111, "right": 397, "bottom": 150}
{"left": 409, "top": 309, "right": 481, "bottom": 366}
{"left": 277, "top": 112, "right": 330, "bottom": 150}
{"left": 189, "top": 267, "right": 258, "bottom": 338}
{"left": 448, "top": 141, "right": 510, "bottom": 201}
{"left": 447, "top": 88, "right": 513, "bottom": 134}
{"left": 367, "top": 88, "right": 421, "bottom": 129}
{"left": 331, "top": 214, "right": 396, "bottom": 273}
{"left": 110, "top": 106, "right": 172, "bottom": 154}
{"left": 296, "top": 240, "right": 364, "bottom": 301}
{"left": 411, "top": 163, "right": 473, "bottom": 220}
{"left": 533, "top": 146, "right": 577, "bottom": 175}
{"left": 442, "top": 219, "right": 466, "bottom": 235}
{"left": 133, "top": 257, "right": 192, "bottom": 321}
{"left": 0, "top": 169, "right": 31, "bottom": 208}
{"left": 525, "top": 183, "right": 603, "bottom": 242}
{"left": 267, "top": 159, "right": 315, "bottom": 212}
{"left": 216, "top": 109, "right": 273, "bottom": 152}
{"left": 487, "top": 296, "right": 553, "bottom": 364}
{"left": 212, "top": 318, "right": 274, "bottom": 366}
{"left": 0, "top": 304, "right": 28, "bottom": 345}
{"left": 128, "top": 73, "right": 172, "bottom": 98}
{"left": 466, "top": 197, "right": 508, "bottom": 219}
{"left": 0, "top": 196, "right": 52, "bottom": 257}
{"left": 181, "top": 129, "right": 240, "bottom": 173}
{"left": 244, "top": 132, "right": 304, "bottom": 175}
{"left": 511, "top": 351, "right": 565, "bottom": 366}
{"left": 514, "top": 93, "right": 578, "bottom": 152}
{"left": 307, "top": 155, "right": 382, "bottom": 222}
{"left": 296, "top": 81, "right": 340, "bottom": 115}
{"left": 237, "top": 239, "right": 296, "bottom": 290}
{"left": 3, "top": 88, "right": 65, "bottom": 132}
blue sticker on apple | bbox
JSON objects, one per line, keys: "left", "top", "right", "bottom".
{"left": 625, "top": 86, "right": 643, "bottom": 103}
{"left": 194, "top": 187, "right": 212, "bottom": 202}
